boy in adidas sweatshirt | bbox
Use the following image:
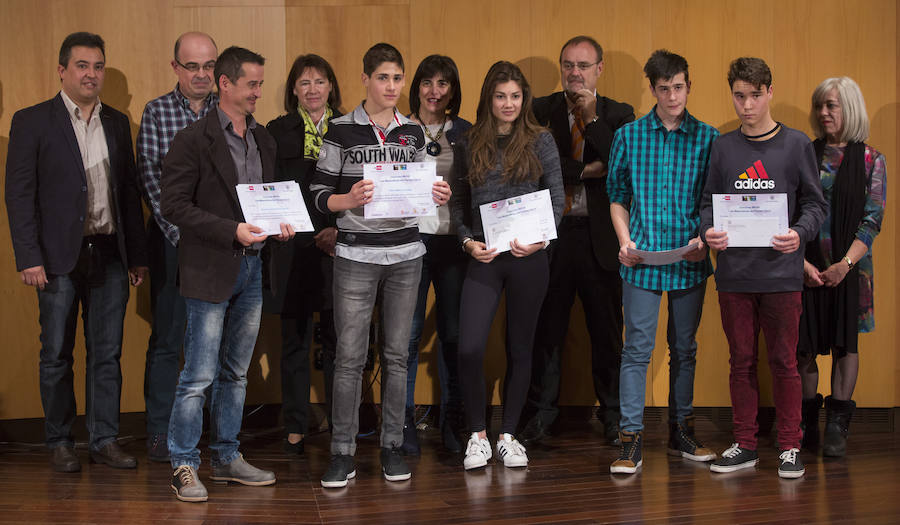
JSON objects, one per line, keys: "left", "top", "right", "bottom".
{"left": 699, "top": 57, "right": 826, "bottom": 479}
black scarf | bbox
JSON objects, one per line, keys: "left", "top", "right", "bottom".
{"left": 800, "top": 140, "right": 867, "bottom": 355}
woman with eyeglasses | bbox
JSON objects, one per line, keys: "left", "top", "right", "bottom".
{"left": 400, "top": 55, "right": 472, "bottom": 455}
{"left": 265, "top": 54, "right": 343, "bottom": 455}
{"left": 450, "top": 61, "right": 563, "bottom": 470}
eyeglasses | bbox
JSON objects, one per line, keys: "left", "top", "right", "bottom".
{"left": 561, "top": 61, "right": 599, "bottom": 72}
{"left": 175, "top": 58, "right": 216, "bottom": 73}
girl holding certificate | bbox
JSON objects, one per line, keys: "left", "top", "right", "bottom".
{"left": 449, "top": 61, "right": 564, "bottom": 470}
{"left": 402, "top": 55, "right": 472, "bottom": 455}
{"left": 266, "top": 54, "right": 343, "bottom": 457}
{"left": 797, "top": 77, "right": 887, "bottom": 458}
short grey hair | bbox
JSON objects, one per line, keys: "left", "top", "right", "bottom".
{"left": 809, "top": 76, "right": 869, "bottom": 143}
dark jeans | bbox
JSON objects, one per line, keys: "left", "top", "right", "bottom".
{"left": 168, "top": 255, "right": 263, "bottom": 469}
{"left": 406, "top": 234, "right": 466, "bottom": 427}
{"left": 528, "top": 218, "right": 622, "bottom": 427}
{"left": 459, "top": 251, "right": 549, "bottom": 435}
{"left": 718, "top": 291, "right": 803, "bottom": 450}
{"left": 37, "top": 236, "right": 129, "bottom": 450}
{"left": 143, "top": 220, "right": 187, "bottom": 435}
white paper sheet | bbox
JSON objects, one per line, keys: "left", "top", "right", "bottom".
{"left": 712, "top": 193, "right": 789, "bottom": 248}
{"left": 235, "top": 181, "right": 315, "bottom": 235}
{"left": 363, "top": 162, "right": 437, "bottom": 219}
{"left": 479, "top": 189, "right": 558, "bottom": 253}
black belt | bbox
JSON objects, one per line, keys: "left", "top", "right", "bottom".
{"left": 337, "top": 227, "right": 419, "bottom": 247}
{"left": 82, "top": 233, "right": 117, "bottom": 246}
{"left": 236, "top": 247, "right": 260, "bottom": 256}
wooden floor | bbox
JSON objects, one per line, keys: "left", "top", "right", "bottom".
{"left": 1, "top": 416, "right": 899, "bottom": 524}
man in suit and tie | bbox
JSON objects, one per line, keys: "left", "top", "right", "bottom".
{"left": 5, "top": 32, "right": 149, "bottom": 473}
{"left": 523, "top": 36, "right": 635, "bottom": 445}
{"left": 161, "top": 46, "right": 294, "bottom": 503}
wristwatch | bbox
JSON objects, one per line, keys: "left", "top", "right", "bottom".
{"left": 461, "top": 237, "right": 474, "bottom": 253}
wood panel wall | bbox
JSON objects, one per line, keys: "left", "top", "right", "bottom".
{"left": 0, "top": 0, "right": 896, "bottom": 420}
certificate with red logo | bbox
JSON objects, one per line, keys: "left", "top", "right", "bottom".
{"left": 363, "top": 162, "right": 438, "bottom": 219}
{"left": 712, "top": 193, "right": 788, "bottom": 247}
{"left": 480, "top": 189, "right": 558, "bottom": 253}
{"left": 236, "top": 181, "right": 315, "bottom": 235}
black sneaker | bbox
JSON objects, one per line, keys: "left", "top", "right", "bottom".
{"left": 667, "top": 416, "right": 716, "bottom": 462}
{"left": 321, "top": 454, "right": 356, "bottom": 488}
{"left": 381, "top": 446, "right": 411, "bottom": 482}
{"left": 710, "top": 443, "right": 759, "bottom": 473}
{"left": 610, "top": 430, "right": 642, "bottom": 474}
{"left": 778, "top": 448, "right": 805, "bottom": 479}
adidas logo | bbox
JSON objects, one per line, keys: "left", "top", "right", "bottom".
{"left": 734, "top": 160, "right": 775, "bottom": 190}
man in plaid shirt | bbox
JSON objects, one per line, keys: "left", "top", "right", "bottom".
{"left": 136, "top": 32, "right": 218, "bottom": 462}
{"left": 606, "top": 50, "right": 719, "bottom": 474}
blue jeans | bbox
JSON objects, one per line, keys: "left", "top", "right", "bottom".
{"left": 405, "top": 234, "right": 466, "bottom": 427}
{"left": 144, "top": 220, "right": 186, "bottom": 435}
{"left": 331, "top": 255, "right": 422, "bottom": 455}
{"left": 619, "top": 280, "right": 706, "bottom": 432}
{"left": 168, "top": 255, "right": 262, "bottom": 469}
{"left": 37, "top": 241, "right": 129, "bottom": 450}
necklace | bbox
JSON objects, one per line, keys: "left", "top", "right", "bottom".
{"left": 419, "top": 114, "right": 447, "bottom": 156}
{"left": 741, "top": 121, "right": 781, "bottom": 139}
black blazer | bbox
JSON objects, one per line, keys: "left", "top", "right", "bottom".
{"left": 161, "top": 107, "right": 276, "bottom": 303}
{"left": 5, "top": 93, "right": 148, "bottom": 275}
{"left": 532, "top": 92, "right": 634, "bottom": 271}
{"left": 262, "top": 110, "right": 342, "bottom": 313}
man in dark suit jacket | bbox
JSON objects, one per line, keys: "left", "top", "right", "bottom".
{"left": 523, "top": 36, "right": 635, "bottom": 445}
{"left": 5, "top": 32, "right": 148, "bottom": 473}
{"left": 161, "top": 46, "right": 293, "bottom": 503}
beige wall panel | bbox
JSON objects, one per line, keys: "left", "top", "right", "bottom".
{"left": 0, "top": 0, "right": 897, "bottom": 420}
{"left": 283, "top": 2, "right": 410, "bottom": 117}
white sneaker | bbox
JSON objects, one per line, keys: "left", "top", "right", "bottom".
{"left": 463, "top": 433, "right": 492, "bottom": 470}
{"left": 496, "top": 433, "right": 528, "bottom": 468}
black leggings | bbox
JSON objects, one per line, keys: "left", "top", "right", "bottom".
{"left": 458, "top": 251, "right": 549, "bottom": 435}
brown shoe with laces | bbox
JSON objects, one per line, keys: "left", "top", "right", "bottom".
{"left": 171, "top": 465, "right": 208, "bottom": 502}
{"left": 89, "top": 441, "right": 137, "bottom": 469}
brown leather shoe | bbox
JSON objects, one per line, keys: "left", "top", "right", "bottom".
{"left": 51, "top": 446, "right": 81, "bottom": 473}
{"left": 90, "top": 441, "right": 137, "bottom": 469}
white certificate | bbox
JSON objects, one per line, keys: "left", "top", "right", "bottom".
{"left": 363, "top": 162, "right": 437, "bottom": 219}
{"left": 712, "top": 193, "right": 788, "bottom": 247}
{"left": 236, "top": 181, "right": 315, "bottom": 235}
{"left": 479, "top": 189, "right": 558, "bottom": 253}
{"left": 628, "top": 242, "right": 700, "bottom": 266}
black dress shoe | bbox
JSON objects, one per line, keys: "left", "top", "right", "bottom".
{"left": 90, "top": 441, "right": 137, "bottom": 469}
{"left": 283, "top": 438, "right": 305, "bottom": 456}
{"left": 51, "top": 446, "right": 81, "bottom": 473}
{"left": 519, "top": 416, "right": 550, "bottom": 445}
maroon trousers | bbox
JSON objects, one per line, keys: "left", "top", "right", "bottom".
{"left": 718, "top": 291, "right": 803, "bottom": 451}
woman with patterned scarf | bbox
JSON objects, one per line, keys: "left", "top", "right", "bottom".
{"left": 266, "top": 54, "right": 343, "bottom": 456}
{"left": 798, "top": 77, "right": 887, "bottom": 458}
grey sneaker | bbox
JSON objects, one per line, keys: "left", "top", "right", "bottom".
{"left": 209, "top": 454, "right": 276, "bottom": 486}
{"left": 171, "top": 465, "right": 208, "bottom": 503}
{"left": 778, "top": 448, "right": 805, "bottom": 479}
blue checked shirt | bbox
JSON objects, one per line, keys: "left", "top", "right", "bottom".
{"left": 137, "top": 85, "right": 218, "bottom": 246}
{"left": 607, "top": 107, "right": 718, "bottom": 291}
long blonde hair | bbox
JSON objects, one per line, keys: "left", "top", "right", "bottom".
{"left": 466, "top": 61, "right": 545, "bottom": 186}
